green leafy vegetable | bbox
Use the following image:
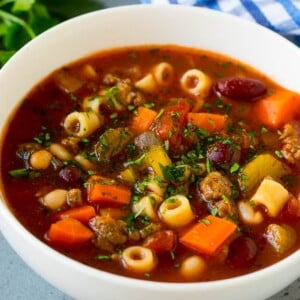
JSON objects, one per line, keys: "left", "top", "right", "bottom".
{"left": 0, "top": 0, "right": 103, "bottom": 67}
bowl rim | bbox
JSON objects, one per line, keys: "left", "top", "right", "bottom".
{"left": 0, "top": 3, "right": 300, "bottom": 296}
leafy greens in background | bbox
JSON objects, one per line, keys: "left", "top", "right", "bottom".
{"left": 0, "top": 0, "right": 103, "bottom": 67}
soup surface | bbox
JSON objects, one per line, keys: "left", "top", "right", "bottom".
{"left": 2, "top": 45, "right": 300, "bottom": 282}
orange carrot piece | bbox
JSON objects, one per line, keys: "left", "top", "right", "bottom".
{"left": 87, "top": 175, "right": 131, "bottom": 205}
{"left": 253, "top": 90, "right": 300, "bottom": 129}
{"left": 47, "top": 218, "right": 94, "bottom": 246}
{"left": 130, "top": 106, "right": 158, "bottom": 134}
{"left": 180, "top": 215, "right": 237, "bottom": 255}
{"left": 56, "top": 205, "right": 96, "bottom": 224}
{"left": 187, "top": 112, "right": 227, "bottom": 133}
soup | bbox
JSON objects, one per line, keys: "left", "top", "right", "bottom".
{"left": 1, "top": 45, "right": 300, "bottom": 282}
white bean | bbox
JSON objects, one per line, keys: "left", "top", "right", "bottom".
{"left": 40, "top": 189, "right": 68, "bottom": 210}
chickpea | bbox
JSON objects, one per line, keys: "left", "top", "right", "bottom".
{"left": 30, "top": 149, "right": 53, "bottom": 170}
{"left": 180, "top": 255, "right": 207, "bottom": 279}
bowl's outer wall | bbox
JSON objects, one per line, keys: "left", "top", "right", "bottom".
{"left": 0, "top": 5, "right": 300, "bottom": 300}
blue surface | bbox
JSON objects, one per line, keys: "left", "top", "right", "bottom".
{"left": 1, "top": 1, "right": 300, "bottom": 299}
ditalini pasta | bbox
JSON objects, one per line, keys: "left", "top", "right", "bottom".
{"left": 159, "top": 195, "right": 194, "bottom": 228}
{"left": 152, "top": 62, "right": 174, "bottom": 87}
{"left": 122, "top": 246, "right": 157, "bottom": 273}
{"left": 82, "top": 96, "right": 103, "bottom": 115}
{"left": 180, "top": 69, "right": 212, "bottom": 96}
{"left": 135, "top": 73, "right": 158, "bottom": 93}
{"left": 132, "top": 193, "right": 162, "bottom": 220}
{"left": 64, "top": 111, "right": 103, "bottom": 137}
{"left": 3, "top": 45, "right": 300, "bottom": 283}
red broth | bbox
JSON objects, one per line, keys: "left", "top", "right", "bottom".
{"left": 1, "top": 45, "right": 300, "bottom": 282}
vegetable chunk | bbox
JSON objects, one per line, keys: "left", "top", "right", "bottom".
{"left": 87, "top": 176, "right": 131, "bottom": 206}
{"left": 47, "top": 218, "right": 94, "bottom": 247}
{"left": 143, "top": 145, "right": 172, "bottom": 178}
{"left": 187, "top": 113, "right": 227, "bottom": 133}
{"left": 254, "top": 90, "right": 300, "bottom": 129}
{"left": 95, "top": 128, "right": 133, "bottom": 164}
{"left": 130, "top": 106, "right": 157, "bottom": 134}
{"left": 265, "top": 224, "right": 296, "bottom": 254}
{"left": 238, "top": 153, "right": 290, "bottom": 195}
{"left": 180, "top": 215, "right": 237, "bottom": 255}
{"left": 56, "top": 205, "right": 96, "bottom": 224}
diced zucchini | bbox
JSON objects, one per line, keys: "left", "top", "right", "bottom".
{"left": 119, "top": 167, "right": 136, "bottom": 184}
{"left": 265, "top": 224, "right": 296, "bottom": 254}
{"left": 143, "top": 145, "right": 172, "bottom": 179}
{"left": 250, "top": 177, "right": 289, "bottom": 217}
{"left": 238, "top": 153, "right": 290, "bottom": 195}
{"left": 95, "top": 128, "right": 133, "bottom": 164}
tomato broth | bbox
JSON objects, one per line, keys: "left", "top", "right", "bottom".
{"left": 1, "top": 45, "right": 300, "bottom": 282}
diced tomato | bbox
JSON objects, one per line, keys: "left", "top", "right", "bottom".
{"left": 143, "top": 230, "right": 176, "bottom": 253}
{"left": 151, "top": 98, "right": 190, "bottom": 147}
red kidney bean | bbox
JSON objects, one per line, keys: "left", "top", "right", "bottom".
{"left": 207, "top": 141, "right": 240, "bottom": 166}
{"left": 280, "top": 196, "right": 300, "bottom": 222}
{"left": 227, "top": 236, "right": 257, "bottom": 268}
{"left": 213, "top": 77, "right": 267, "bottom": 101}
{"left": 59, "top": 165, "right": 82, "bottom": 184}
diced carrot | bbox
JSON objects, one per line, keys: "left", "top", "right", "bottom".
{"left": 47, "top": 218, "right": 94, "bottom": 246}
{"left": 99, "top": 207, "right": 129, "bottom": 219}
{"left": 180, "top": 215, "right": 237, "bottom": 255}
{"left": 187, "top": 112, "right": 227, "bottom": 133}
{"left": 56, "top": 205, "right": 96, "bottom": 224}
{"left": 87, "top": 175, "right": 131, "bottom": 206}
{"left": 143, "top": 230, "right": 176, "bottom": 253}
{"left": 253, "top": 90, "right": 300, "bottom": 129}
{"left": 130, "top": 106, "right": 157, "bottom": 134}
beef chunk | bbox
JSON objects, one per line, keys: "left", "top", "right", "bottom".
{"left": 280, "top": 121, "right": 300, "bottom": 165}
{"left": 199, "top": 171, "right": 232, "bottom": 202}
{"left": 89, "top": 215, "right": 128, "bottom": 252}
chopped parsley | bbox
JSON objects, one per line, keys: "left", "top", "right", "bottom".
{"left": 230, "top": 163, "right": 240, "bottom": 174}
{"left": 275, "top": 150, "right": 283, "bottom": 158}
{"left": 9, "top": 168, "right": 29, "bottom": 177}
{"left": 160, "top": 164, "right": 186, "bottom": 182}
{"left": 95, "top": 255, "right": 112, "bottom": 261}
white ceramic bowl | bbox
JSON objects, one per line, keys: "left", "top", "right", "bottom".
{"left": 1, "top": 5, "right": 300, "bottom": 300}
